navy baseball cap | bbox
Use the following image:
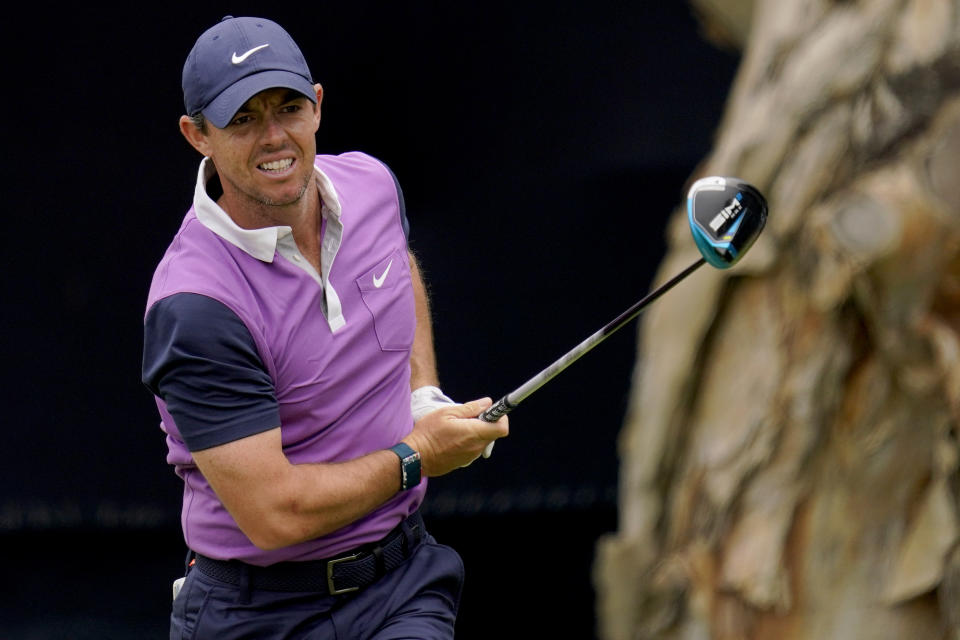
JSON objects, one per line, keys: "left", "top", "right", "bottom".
{"left": 182, "top": 16, "right": 317, "bottom": 128}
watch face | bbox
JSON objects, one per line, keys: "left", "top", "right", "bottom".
{"left": 401, "top": 452, "right": 421, "bottom": 490}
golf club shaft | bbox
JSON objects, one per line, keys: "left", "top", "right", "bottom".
{"left": 479, "top": 256, "right": 707, "bottom": 422}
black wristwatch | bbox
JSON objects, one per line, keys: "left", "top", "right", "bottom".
{"left": 389, "top": 443, "right": 421, "bottom": 491}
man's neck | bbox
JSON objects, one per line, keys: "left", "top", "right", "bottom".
{"left": 217, "top": 177, "right": 323, "bottom": 270}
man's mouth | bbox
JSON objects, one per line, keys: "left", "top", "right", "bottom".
{"left": 258, "top": 158, "right": 294, "bottom": 173}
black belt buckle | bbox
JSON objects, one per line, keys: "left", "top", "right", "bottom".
{"left": 326, "top": 553, "right": 362, "bottom": 595}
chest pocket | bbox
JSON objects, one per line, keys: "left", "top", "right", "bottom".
{"left": 356, "top": 249, "right": 415, "bottom": 352}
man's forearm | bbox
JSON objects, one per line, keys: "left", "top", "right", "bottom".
{"left": 192, "top": 428, "right": 404, "bottom": 550}
{"left": 192, "top": 399, "right": 508, "bottom": 551}
{"left": 408, "top": 251, "right": 440, "bottom": 389}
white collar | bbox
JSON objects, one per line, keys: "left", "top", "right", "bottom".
{"left": 192, "top": 157, "right": 343, "bottom": 262}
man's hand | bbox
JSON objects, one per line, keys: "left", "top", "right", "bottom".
{"left": 403, "top": 398, "right": 509, "bottom": 476}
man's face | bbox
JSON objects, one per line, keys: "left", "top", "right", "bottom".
{"left": 188, "top": 87, "right": 322, "bottom": 215}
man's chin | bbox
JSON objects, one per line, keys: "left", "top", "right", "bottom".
{"left": 256, "top": 177, "right": 312, "bottom": 207}
{"left": 258, "top": 193, "right": 304, "bottom": 207}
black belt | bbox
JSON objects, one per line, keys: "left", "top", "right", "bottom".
{"left": 193, "top": 511, "right": 424, "bottom": 595}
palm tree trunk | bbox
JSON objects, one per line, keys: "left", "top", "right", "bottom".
{"left": 595, "top": 1, "right": 960, "bottom": 638}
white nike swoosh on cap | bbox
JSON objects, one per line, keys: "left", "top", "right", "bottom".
{"left": 231, "top": 44, "right": 270, "bottom": 64}
{"left": 373, "top": 260, "right": 393, "bottom": 288}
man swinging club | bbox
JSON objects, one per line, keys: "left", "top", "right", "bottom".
{"left": 142, "top": 15, "right": 508, "bottom": 639}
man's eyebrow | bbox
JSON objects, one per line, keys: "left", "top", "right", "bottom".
{"left": 281, "top": 90, "right": 308, "bottom": 103}
{"left": 237, "top": 90, "right": 310, "bottom": 112}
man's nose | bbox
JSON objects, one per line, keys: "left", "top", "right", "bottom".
{"left": 260, "top": 113, "right": 286, "bottom": 144}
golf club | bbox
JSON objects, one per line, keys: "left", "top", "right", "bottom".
{"left": 477, "top": 176, "right": 768, "bottom": 455}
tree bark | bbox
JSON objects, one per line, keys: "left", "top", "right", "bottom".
{"left": 595, "top": 1, "right": 960, "bottom": 638}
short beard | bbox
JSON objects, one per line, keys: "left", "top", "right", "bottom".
{"left": 225, "top": 168, "right": 314, "bottom": 210}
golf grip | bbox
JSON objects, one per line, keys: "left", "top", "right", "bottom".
{"left": 479, "top": 396, "right": 516, "bottom": 422}
{"left": 478, "top": 256, "right": 707, "bottom": 425}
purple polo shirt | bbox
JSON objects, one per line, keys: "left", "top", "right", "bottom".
{"left": 142, "top": 152, "right": 425, "bottom": 565}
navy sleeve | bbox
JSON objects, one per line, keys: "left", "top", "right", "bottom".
{"left": 383, "top": 163, "right": 411, "bottom": 241}
{"left": 142, "top": 293, "right": 280, "bottom": 452}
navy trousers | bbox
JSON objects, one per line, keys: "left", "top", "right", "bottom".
{"left": 170, "top": 534, "right": 464, "bottom": 639}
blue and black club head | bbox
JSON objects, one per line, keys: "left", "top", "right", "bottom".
{"left": 687, "top": 176, "right": 768, "bottom": 269}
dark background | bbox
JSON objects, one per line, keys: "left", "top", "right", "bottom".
{"left": 2, "top": 3, "right": 739, "bottom": 638}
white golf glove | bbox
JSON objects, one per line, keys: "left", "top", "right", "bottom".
{"left": 410, "top": 386, "right": 495, "bottom": 463}
{"left": 410, "top": 385, "right": 457, "bottom": 421}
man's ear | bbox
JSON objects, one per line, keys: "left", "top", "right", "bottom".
{"left": 179, "top": 115, "right": 211, "bottom": 156}
{"left": 312, "top": 83, "right": 324, "bottom": 127}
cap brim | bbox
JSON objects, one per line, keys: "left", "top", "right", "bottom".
{"left": 202, "top": 69, "right": 317, "bottom": 129}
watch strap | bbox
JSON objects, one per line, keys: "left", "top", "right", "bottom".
{"left": 389, "top": 443, "right": 421, "bottom": 491}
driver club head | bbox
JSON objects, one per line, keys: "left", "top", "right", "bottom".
{"left": 687, "top": 176, "right": 768, "bottom": 269}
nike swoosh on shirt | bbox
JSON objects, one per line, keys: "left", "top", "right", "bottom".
{"left": 373, "top": 260, "right": 393, "bottom": 288}
{"left": 231, "top": 44, "right": 270, "bottom": 64}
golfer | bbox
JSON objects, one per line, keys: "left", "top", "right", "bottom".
{"left": 141, "top": 15, "right": 508, "bottom": 639}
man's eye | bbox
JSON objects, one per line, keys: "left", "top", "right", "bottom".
{"left": 281, "top": 104, "right": 301, "bottom": 113}
{"left": 231, "top": 114, "right": 253, "bottom": 126}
